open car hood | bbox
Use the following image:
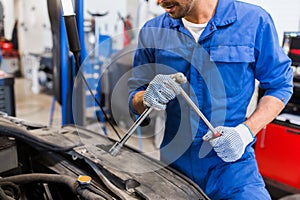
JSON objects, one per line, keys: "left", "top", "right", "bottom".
{"left": 0, "top": 115, "right": 209, "bottom": 200}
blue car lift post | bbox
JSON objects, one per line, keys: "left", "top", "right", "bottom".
{"left": 60, "top": 0, "right": 107, "bottom": 136}
{"left": 60, "top": 0, "right": 88, "bottom": 126}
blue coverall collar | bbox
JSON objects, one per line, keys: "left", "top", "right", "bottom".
{"left": 213, "top": 0, "right": 237, "bottom": 27}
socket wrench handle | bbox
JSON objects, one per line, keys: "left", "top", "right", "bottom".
{"left": 170, "top": 73, "right": 220, "bottom": 140}
{"left": 179, "top": 88, "right": 221, "bottom": 141}
{"left": 109, "top": 73, "right": 186, "bottom": 156}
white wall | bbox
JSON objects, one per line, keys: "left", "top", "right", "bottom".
{"left": 1, "top": 0, "right": 15, "bottom": 40}
{"left": 17, "top": 0, "right": 52, "bottom": 54}
{"left": 2, "top": 0, "right": 300, "bottom": 54}
{"left": 241, "top": 0, "right": 300, "bottom": 44}
{"left": 135, "top": 0, "right": 163, "bottom": 28}
{"left": 84, "top": 0, "right": 127, "bottom": 49}
{"left": 2, "top": 0, "right": 130, "bottom": 53}
{"left": 1, "top": 0, "right": 52, "bottom": 54}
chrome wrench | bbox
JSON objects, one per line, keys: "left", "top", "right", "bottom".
{"left": 178, "top": 88, "right": 221, "bottom": 141}
{"left": 109, "top": 73, "right": 187, "bottom": 156}
{"left": 109, "top": 107, "right": 153, "bottom": 156}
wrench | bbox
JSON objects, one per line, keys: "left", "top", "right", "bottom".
{"left": 178, "top": 88, "right": 221, "bottom": 141}
{"left": 109, "top": 107, "right": 153, "bottom": 156}
{"left": 109, "top": 73, "right": 187, "bottom": 156}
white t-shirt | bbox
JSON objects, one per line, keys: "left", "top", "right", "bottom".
{"left": 182, "top": 18, "right": 207, "bottom": 42}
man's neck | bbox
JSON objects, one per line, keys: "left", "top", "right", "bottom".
{"left": 184, "top": 0, "right": 218, "bottom": 24}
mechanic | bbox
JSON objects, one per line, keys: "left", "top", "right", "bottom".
{"left": 128, "top": 0, "right": 293, "bottom": 199}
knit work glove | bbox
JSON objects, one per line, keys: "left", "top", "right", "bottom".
{"left": 203, "top": 124, "right": 254, "bottom": 162}
{"left": 143, "top": 74, "right": 182, "bottom": 110}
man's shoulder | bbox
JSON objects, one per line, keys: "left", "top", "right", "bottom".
{"left": 234, "top": 1, "right": 270, "bottom": 17}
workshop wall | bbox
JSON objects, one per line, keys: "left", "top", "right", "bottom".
{"left": 1, "top": 0, "right": 16, "bottom": 41}
{"left": 1, "top": 0, "right": 299, "bottom": 58}
{"left": 1, "top": 0, "right": 129, "bottom": 54}
{"left": 16, "top": 0, "right": 52, "bottom": 54}
{"left": 133, "top": 0, "right": 163, "bottom": 28}
{"left": 84, "top": 0, "right": 127, "bottom": 50}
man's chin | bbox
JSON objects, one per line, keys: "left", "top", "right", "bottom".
{"left": 167, "top": 13, "right": 183, "bottom": 19}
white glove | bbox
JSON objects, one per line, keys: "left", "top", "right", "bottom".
{"left": 203, "top": 124, "right": 254, "bottom": 162}
{"left": 143, "top": 74, "right": 182, "bottom": 110}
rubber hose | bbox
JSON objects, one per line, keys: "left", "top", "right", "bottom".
{"left": 76, "top": 188, "right": 106, "bottom": 200}
{"left": 0, "top": 186, "right": 14, "bottom": 200}
{"left": 0, "top": 174, "right": 78, "bottom": 193}
{"left": 0, "top": 173, "right": 105, "bottom": 200}
{"left": 0, "top": 181, "right": 21, "bottom": 199}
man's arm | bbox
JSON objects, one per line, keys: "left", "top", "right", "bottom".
{"left": 131, "top": 73, "right": 184, "bottom": 114}
{"left": 132, "top": 91, "right": 146, "bottom": 115}
{"left": 134, "top": 92, "right": 285, "bottom": 135}
{"left": 203, "top": 95, "right": 286, "bottom": 162}
{"left": 244, "top": 95, "right": 284, "bottom": 136}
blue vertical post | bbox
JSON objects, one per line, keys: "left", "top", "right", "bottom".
{"left": 61, "top": 0, "right": 87, "bottom": 125}
{"left": 75, "top": 0, "right": 87, "bottom": 64}
{"left": 60, "top": 10, "right": 74, "bottom": 125}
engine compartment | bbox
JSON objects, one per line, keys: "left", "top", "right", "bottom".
{"left": 0, "top": 115, "right": 209, "bottom": 200}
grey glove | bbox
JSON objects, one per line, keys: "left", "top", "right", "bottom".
{"left": 203, "top": 124, "right": 254, "bottom": 162}
{"left": 143, "top": 74, "right": 182, "bottom": 110}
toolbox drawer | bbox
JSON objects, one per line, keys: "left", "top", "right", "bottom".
{"left": 0, "top": 77, "right": 15, "bottom": 116}
{"left": 255, "top": 122, "right": 300, "bottom": 190}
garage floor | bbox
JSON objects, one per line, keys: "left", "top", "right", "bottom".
{"left": 15, "top": 77, "right": 62, "bottom": 128}
{"left": 14, "top": 77, "right": 160, "bottom": 160}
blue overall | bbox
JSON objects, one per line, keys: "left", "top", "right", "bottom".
{"left": 128, "top": 0, "right": 293, "bottom": 199}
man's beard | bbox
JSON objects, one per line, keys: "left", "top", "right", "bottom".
{"left": 160, "top": 1, "right": 192, "bottom": 19}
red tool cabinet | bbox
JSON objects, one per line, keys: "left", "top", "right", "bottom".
{"left": 255, "top": 122, "right": 300, "bottom": 191}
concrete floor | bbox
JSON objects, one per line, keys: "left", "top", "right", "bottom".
{"left": 14, "top": 77, "right": 161, "bottom": 160}
{"left": 15, "top": 77, "right": 62, "bottom": 128}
